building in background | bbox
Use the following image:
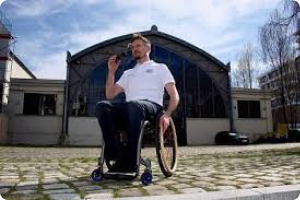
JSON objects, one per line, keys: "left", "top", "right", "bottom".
{"left": 258, "top": 64, "right": 300, "bottom": 129}
{"left": 2, "top": 25, "right": 273, "bottom": 146}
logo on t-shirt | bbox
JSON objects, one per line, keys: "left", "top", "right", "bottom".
{"left": 146, "top": 69, "right": 154, "bottom": 73}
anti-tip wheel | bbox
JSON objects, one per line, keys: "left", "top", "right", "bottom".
{"left": 91, "top": 168, "right": 103, "bottom": 182}
{"left": 141, "top": 170, "right": 152, "bottom": 186}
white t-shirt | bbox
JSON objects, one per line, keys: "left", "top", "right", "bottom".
{"left": 116, "top": 60, "right": 175, "bottom": 106}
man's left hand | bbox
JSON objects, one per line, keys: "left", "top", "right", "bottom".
{"left": 159, "top": 113, "right": 170, "bottom": 134}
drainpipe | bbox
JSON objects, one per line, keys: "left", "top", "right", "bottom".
{"left": 60, "top": 51, "right": 71, "bottom": 145}
{"left": 227, "top": 62, "right": 235, "bottom": 132}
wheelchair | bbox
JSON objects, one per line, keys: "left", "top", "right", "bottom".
{"left": 91, "top": 112, "right": 178, "bottom": 185}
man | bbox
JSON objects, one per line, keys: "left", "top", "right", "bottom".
{"left": 95, "top": 33, "right": 179, "bottom": 173}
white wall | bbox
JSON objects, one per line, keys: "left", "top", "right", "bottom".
{"left": 8, "top": 116, "right": 62, "bottom": 145}
{"left": 11, "top": 60, "right": 33, "bottom": 79}
{"left": 186, "top": 118, "right": 230, "bottom": 145}
{"left": 68, "top": 117, "right": 102, "bottom": 146}
{"left": 231, "top": 88, "right": 273, "bottom": 142}
{"left": 235, "top": 119, "right": 270, "bottom": 142}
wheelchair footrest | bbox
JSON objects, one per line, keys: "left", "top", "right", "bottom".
{"left": 103, "top": 172, "right": 137, "bottom": 180}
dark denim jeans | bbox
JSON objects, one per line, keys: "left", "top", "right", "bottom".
{"left": 95, "top": 99, "right": 163, "bottom": 168}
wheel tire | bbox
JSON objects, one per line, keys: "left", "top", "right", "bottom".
{"left": 91, "top": 168, "right": 103, "bottom": 182}
{"left": 141, "top": 170, "right": 153, "bottom": 185}
{"left": 156, "top": 116, "right": 178, "bottom": 177}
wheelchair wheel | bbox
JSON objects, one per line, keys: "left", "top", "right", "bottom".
{"left": 156, "top": 117, "right": 178, "bottom": 177}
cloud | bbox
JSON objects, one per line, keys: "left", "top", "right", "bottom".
{"left": 3, "top": 0, "right": 283, "bottom": 79}
{"left": 0, "top": 0, "right": 6, "bottom": 6}
{"left": 5, "top": 0, "right": 71, "bottom": 18}
{"left": 32, "top": 51, "right": 67, "bottom": 79}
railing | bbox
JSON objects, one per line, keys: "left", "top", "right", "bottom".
{"left": 0, "top": 10, "right": 12, "bottom": 33}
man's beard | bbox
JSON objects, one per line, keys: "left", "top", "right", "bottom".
{"left": 133, "top": 52, "right": 146, "bottom": 60}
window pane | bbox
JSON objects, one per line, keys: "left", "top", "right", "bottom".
{"left": 238, "top": 100, "right": 261, "bottom": 118}
{"left": 249, "top": 101, "right": 261, "bottom": 118}
{"left": 238, "top": 101, "right": 248, "bottom": 118}
{"left": 23, "top": 93, "right": 41, "bottom": 115}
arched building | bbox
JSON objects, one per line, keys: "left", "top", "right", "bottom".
{"left": 64, "top": 26, "right": 233, "bottom": 146}
{"left": 5, "top": 26, "right": 273, "bottom": 146}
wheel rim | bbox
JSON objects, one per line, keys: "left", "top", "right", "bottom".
{"left": 158, "top": 118, "right": 177, "bottom": 173}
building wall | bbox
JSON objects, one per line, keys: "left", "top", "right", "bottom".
{"left": 7, "top": 79, "right": 65, "bottom": 145}
{"left": 6, "top": 81, "right": 274, "bottom": 146}
{"left": 68, "top": 117, "right": 102, "bottom": 146}
{"left": 186, "top": 118, "right": 230, "bottom": 145}
{"left": 11, "top": 59, "right": 33, "bottom": 79}
{"left": 232, "top": 88, "right": 273, "bottom": 142}
{"left": 8, "top": 116, "right": 61, "bottom": 145}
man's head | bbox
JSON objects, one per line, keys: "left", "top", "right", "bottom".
{"left": 129, "top": 33, "right": 151, "bottom": 61}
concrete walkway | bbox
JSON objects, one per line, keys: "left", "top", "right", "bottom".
{"left": 1, "top": 143, "right": 300, "bottom": 200}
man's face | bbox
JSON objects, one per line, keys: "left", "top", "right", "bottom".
{"left": 130, "top": 39, "right": 150, "bottom": 60}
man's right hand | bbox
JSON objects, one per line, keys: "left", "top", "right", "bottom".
{"left": 108, "top": 55, "right": 121, "bottom": 73}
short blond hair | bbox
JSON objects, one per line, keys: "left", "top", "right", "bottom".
{"left": 130, "top": 33, "right": 151, "bottom": 47}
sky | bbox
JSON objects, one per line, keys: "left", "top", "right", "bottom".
{"left": 0, "top": 0, "right": 287, "bottom": 80}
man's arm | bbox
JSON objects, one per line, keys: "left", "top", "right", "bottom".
{"left": 164, "top": 82, "right": 180, "bottom": 117}
{"left": 105, "top": 71, "right": 124, "bottom": 99}
{"left": 105, "top": 55, "right": 124, "bottom": 99}
{"left": 159, "top": 82, "right": 179, "bottom": 133}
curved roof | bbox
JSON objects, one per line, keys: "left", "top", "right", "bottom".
{"left": 70, "top": 27, "right": 228, "bottom": 71}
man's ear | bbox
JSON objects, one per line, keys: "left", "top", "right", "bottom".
{"left": 146, "top": 45, "right": 151, "bottom": 53}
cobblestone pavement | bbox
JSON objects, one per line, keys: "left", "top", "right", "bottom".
{"left": 1, "top": 143, "right": 300, "bottom": 200}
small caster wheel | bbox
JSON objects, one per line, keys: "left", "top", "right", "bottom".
{"left": 91, "top": 168, "right": 103, "bottom": 182}
{"left": 141, "top": 170, "right": 152, "bottom": 186}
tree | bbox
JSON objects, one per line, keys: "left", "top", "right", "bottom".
{"left": 259, "top": 8, "right": 297, "bottom": 125}
{"left": 232, "top": 43, "right": 257, "bottom": 89}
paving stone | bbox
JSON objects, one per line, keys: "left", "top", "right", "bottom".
{"left": 215, "top": 180, "right": 240, "bottom": 186}
{"left": 213, "top": 175, "right": 236, "bottom": 180}
{"left": 58, "top": 177, "right": 78, "bottom": 182}
{"left": 118, "top": 188, "right": 143, "bottom": 197}
{"left": 0, "top": 188, "right": 10, "bottom": 194}
{"left": 236, "top": 178, "right": 260, "bottom": 183}
{"left": 43, "top": 183, "right": 70, "bottom": 190}
{"left": 143, "top": 185, "right": 168, "bottom": 191}
{"left": 179, "top": 174, "right": 196, "bottom": 179}
{"left": 84, "top": 193, "right": 113, "bottom": 199}
{"left": 194, "top": 177, "right": 218, "bottom": 182}
{"left": 0, "top": 175, "right": 19, "bottom": 179}
{"left": 191, "top": 181, "right": 215, "bottom": 188}
{"left": 147, "top": 189, "right": 176, "bottom": 196}
{"left": 42, "top": 178, "right": 61, "bottom": 184}
{"left": 176, "top": 178, "right": 192, "bottom": 183}
{"left": 258, "top": 176, "right": 284, "bottom": 182}
{"left": 85, "top": 189, "right": 113, "bottom": 195}
{"left": 16, "top": 184, "right": 38, "bottom": 190}
{"left": 78, "top": 185, "right": 103, "bottom": 191}
{"left": 12, "top": 189, "right": 38, "bottom": 195}
{"left": 43, "top": 188, "right": 76, "bottom": 194}
{"left": 251, "top": 172, "right": 266, "bottom": 176}
{"left": 234, "top": 174, "right": 254, "bottom": 178}
{"left": 156, "top": 180, "right": 178, "bottom": 186}
{"left": 263, "top": 181, "right": 285, "bottom": 187}
{"left": 48, "top": 193, "right": 81, "bottom": 200}
{"left": 210, "top": 185, "right": 237, "bottom": 191}
{"left": 178, "top": 187, "right": 206, "bottom": 193}
{"left": 8, "top": 194, "right": 44, "bottom": 200}
{"left": 71, "top": 181, "right": 91, "bottom": 187}
{"left": 171, "top": 183, "right": 193, "bottom": 189}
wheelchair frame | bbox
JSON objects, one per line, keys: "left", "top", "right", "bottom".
{"left": 91, "top": 113, "right": 178, "bottom": 185}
